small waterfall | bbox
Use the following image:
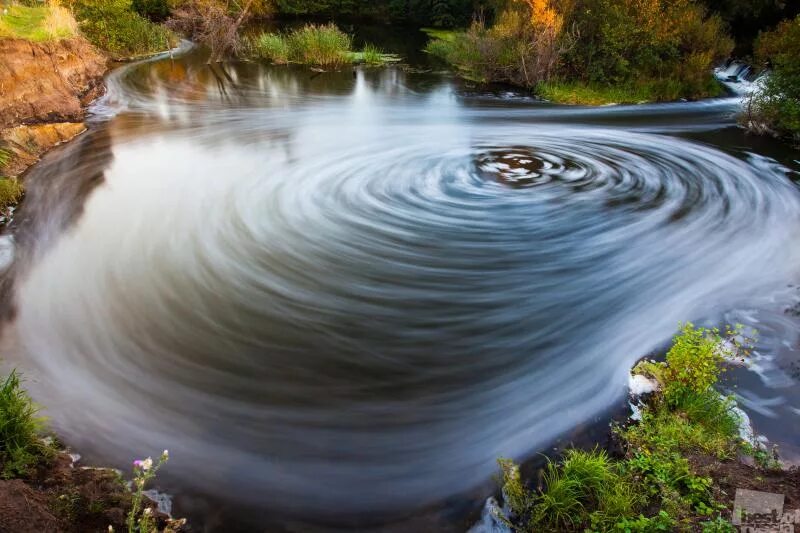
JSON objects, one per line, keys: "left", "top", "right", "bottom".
{"left": 714, "top": 59, "right": 768, "bottom": 96}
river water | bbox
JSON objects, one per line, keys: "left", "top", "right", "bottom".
{"left": 2, "top": 34, "right": 800, "bottom": 531}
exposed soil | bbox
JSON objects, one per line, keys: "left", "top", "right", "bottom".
{"left": 690, "top": 453, "right": 800, "bottom": 520}
{"left": 0, "top": 36, "right": 107, "bottom": 180}
{"left": 0, "top": 450, "right": 178, "bottom": 533}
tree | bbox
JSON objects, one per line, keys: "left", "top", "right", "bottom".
{"left": 168, "top": 0, "right": 274, "bottom": 62}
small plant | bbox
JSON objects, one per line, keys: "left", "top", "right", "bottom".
{"left": 250, "top": 32, "right": 290, "bottom": 64}
{"left": 701, "top": 515, "right": 737, "bottom": 533}
{"left": 0, "top": 370, "right": 51, "bottom": 478}
{"left": 662, "top": 323, "right": 744, "bottom": 406}
{"left": 360, "top": 43, "right": 384, "bottom": 65}
{"left": 126, "top": 449, "right": 168, "bottom": 533}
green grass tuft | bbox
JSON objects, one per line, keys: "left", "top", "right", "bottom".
{"left": 0, "top": 370, "right": 51, "bottom": 478}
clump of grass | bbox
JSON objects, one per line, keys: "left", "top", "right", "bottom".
{"left": 360, "top": 43, "right": 384, "bottom": 65}
{"left": 286, "top": 24, "right": 352, "bottom": 67}
{"left": 495, "top": 324, "right": 753, "bottom": 531}
{"left": 0, "top": 178, "right": 23, "bottom": 214}
{"left": 0, "top": 370, "right": 51, "bottom": 478}
{"left": 0, "top": 2, "right": 77, "bottom": 42}
{"left": 250, "top": 32, "right": 290, "bottom": 64}
{"left": 250, "top": 24, "right": 354, "bottom": 68}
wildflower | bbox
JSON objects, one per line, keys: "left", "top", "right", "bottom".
{"left": 144, "top": 507, "right": 152, "bottom": 516}
{"left": 134, "top": 457, "right": 153, "bottom": 471}
{"left": 162, "top": 449, "right": 169, "bottom": 459}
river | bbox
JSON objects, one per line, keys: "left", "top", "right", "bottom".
{"left": 1, "top": 30, "right": 800, "bottom": 531}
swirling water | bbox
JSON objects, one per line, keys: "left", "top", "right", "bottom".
{"left": 2, "top": 42, "right": 800, "bottom": 529}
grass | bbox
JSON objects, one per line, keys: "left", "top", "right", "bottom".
{"left": 420, "top": 27, "right": 458, "bottom": 42}
{"left": 537, "top": 79, "right": 725, "bottom": 105}
{"left": 495, "top": 324, "right": 760, "bottom": 532}
{"left": 0, "top": 370, "right": 52, "bottom": 478}
{"left": 0, "top": 2, "right": 77, "bottom": 42}
{"left": 250, "top": 24, "right": 398, "bottom": 68}
{"left": 0, "top": 178, "right": 23, "bottom": 214}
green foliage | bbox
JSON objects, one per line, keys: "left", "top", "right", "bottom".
{"left": 702, "top": 515, "right": 737, "bottom": 533}
{"left": 501, "top": 449, "right": 640, "bottom": 531}
{"left": 127, "top": 450, "right": 169, "bottom": 533}
{"left": 131, "top": 0, "right": 170, "bottom": 21}
{"left": 360, "top": 43, "right": 384, "bottom": 65}
{"left": 0, "top": 4, "right": 77, "bottom": 42}
{"left": 661, "top": 323, "right": 743, "bottom": 407}
{"left": 748, "top": 15, "right": 800, "bottom": 141}
{"left": 497, "top": 324, "right": 752, "bottom": 531}
{"left": 68, "top": 0, "right": 175, "bottom": 57}
{"left": 250, "top": 32, "right": 290, "bottom": 64}
{"left": 0, "top": 371, "right": 51, "bottom": 478}
{"left": 251, "top": 24, "right": 360, "bottom": 67}
{"left": 0, "top": 178, "right": 23, "bottom": 214}
{"left": 428, "top": 0, "right": 731, "bottom": 102}
{"left": 612, "top": 510, "right": 674, "bottom": 532}
{"left": 271, "top": 0, "right": 492, "bottom": 27}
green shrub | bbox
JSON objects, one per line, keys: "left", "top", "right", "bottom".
{"left": 0, "top": 370, "right": 50, "bottom": 478}
{"left": 68, "top": 0, "right": 175, "bottom": 57}
{"left": 748, "top": 15, "right": 800, "bottom": 141}
{"left": 661, "top": 323, "right": 742, "bottom": 407}
{"left": 131, "top": 0, "right": 170, "bottom": 21}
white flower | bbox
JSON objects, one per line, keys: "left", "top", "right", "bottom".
{"left": 141, "top": 457, "right": 153, "bottom": 471}
{"left": 108, "top": 526, "right": 114, "bottom": 533}
{"left": 162, "top": 449, "right": 169, "bottom": 459}
{"left": 144, "top": 507, "right": 152, "bottom": 516}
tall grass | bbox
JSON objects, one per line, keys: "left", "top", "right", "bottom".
{"left": 0, "top": 2, "right": 77, "bottom": 41}
{"left": 0, "top": 370, "right": 50, "bottom": 478}
{"left": 0, "top": 178, "right": 23, "bottom": 214}
{"left": 250, "top": 24, "right": 353, "bottom": 68}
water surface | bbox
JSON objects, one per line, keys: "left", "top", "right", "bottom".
{"left": 2, "top": 41, "right": 800, "bottom": 530}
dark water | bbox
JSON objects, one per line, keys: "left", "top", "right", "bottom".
{"left": 2, "top": 35, "right": 800, "bottom": 531}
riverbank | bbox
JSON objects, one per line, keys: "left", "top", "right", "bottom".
{"left": 0, "top": 370, "right": 184, "bottom": 532}
{"left": 0, "top": 35, "right": 107, "bottom": 221}
{"left": 486, "top": 324, "right": 800, "bottom": 532}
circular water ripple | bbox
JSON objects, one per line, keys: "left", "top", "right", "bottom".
{"left": 9, "top": 62, "right": 800, "bottom": 521}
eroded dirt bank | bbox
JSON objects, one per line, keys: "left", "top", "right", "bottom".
{"left": 0, "top": 36, "right": 107, "bottom": 178}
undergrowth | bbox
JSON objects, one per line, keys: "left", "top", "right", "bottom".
{"left": 0, "top": 370, "right": 53, "bottom": 478}
{"left": 497, "top": 323, "right": 761, "bottom": 532}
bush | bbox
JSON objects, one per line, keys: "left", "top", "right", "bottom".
{"left": 747, "top": 15, "right": 800, "bottom": 141}
{"left": 427, "top": 0, "right": 732, "bottom": 102}
{"left": 426, "top": 3, "right": 568, "bottom": 87}
{"left": 131, "top": 0, "right": 170, "bottom": 21}
{"left": 0, "top": 370, "right": 50, "bottom": 478}
{"left": 68, "top": 0, "right": 175, "bottom": 57}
